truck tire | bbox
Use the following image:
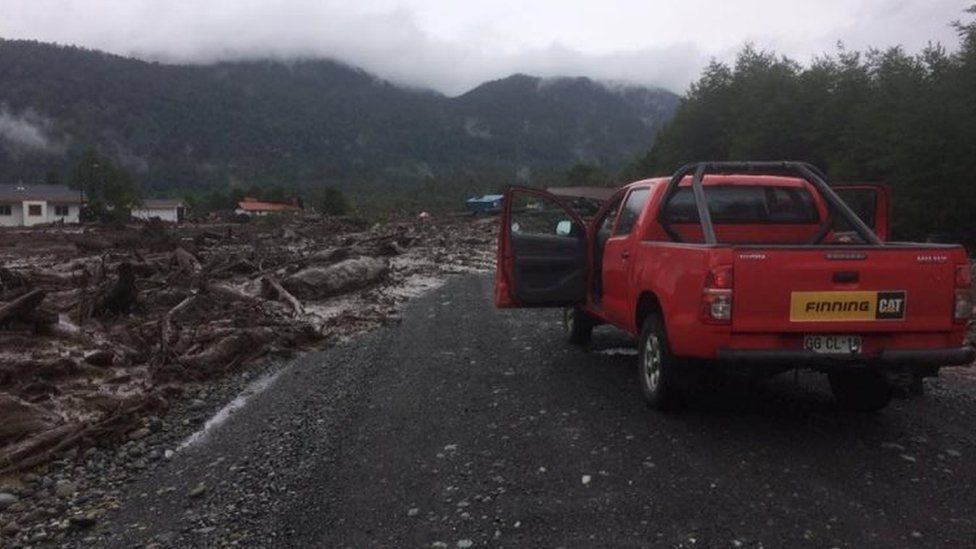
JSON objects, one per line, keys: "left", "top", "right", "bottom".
{"left": 637, "top": 313, "right": 681, "bottom": 410}
{"left": 563, "top": 307, "right": 593, "bottom": 345}
{"left": 828, "top": 370, "right": 893, "bottom": 412}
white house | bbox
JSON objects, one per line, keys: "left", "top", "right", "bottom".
{"left": 0, "top": 184, "right": 84, "bottom": 227}
{"left": 131, "top": 198, "right": 186, "bottom": 223}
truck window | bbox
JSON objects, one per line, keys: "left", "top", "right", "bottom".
{"left": 613, "top": 188, "right": 649, "bottom": 236}
{"left": 833, "top": 188, "right": 877, "bottom": 228}
{"left": 510, "top": 193, "right": 581, "bottom": 237}
{"left": 664, "top": 186, "right": 819, "bottom": 224}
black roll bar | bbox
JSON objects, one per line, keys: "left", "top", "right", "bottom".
{"left": 656, "top": 161, "right": 883, "bottom": 246}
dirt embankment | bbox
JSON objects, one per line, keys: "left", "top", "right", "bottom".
{"left": 0, "top": 214, "right": 495, "bottom": 477}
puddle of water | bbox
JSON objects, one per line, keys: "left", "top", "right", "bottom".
{"left": 596, "top": 348, "right": 638, "bottom": 357}
{"left": 177, "top": 368, "right": 284, "bottom": 451}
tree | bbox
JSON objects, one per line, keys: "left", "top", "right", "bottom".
{"left": 564, "top": 163, "right": 610, "bottom": 187}
{"left": 628, "top": 9, "right": 976, "bottom": 244}
{"left": 310, "top": 187, "right": 351, "bottom": 215}
{"left": 68, "top": 149, "right": 139, "bottom": 220}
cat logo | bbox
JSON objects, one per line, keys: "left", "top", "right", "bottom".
{"left": 790, "top": 291, "right": 906, "bottom": 322}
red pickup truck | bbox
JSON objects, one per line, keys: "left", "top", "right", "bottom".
{"left": 495, "top": 161, "right": 974, "bottom": 411}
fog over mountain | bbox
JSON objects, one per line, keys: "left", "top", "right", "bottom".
{"left": 0, "top": 40, "right": 679, "bottom": 192}
{"left": 0, "top": 0, "right": 967, "bottom": 95}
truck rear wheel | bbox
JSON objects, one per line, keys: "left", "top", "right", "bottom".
{"left": 828, "top": 370, "right": 893, "bottom": 412}
{"left": 563, "top": 307, "right": 593, "bottom": 345}
{"left": 637, "top": 313, "right": 681, "bottom": 410}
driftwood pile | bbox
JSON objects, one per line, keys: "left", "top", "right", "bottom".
{"left": 0, "top": 213, "right": 494, "bottom": 475}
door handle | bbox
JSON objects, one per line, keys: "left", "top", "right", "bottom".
{"left": 621, "top": 251, "right": 631, "bottom": 259}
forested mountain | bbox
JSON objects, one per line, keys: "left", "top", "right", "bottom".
{"left": 0, "top": 39, "right": 678, "bottom": 199}
{"left": 629, "top": 6, "right": 976, "bottom": 241}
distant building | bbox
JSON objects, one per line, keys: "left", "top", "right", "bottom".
{"left": 0, "top": 184, "right": 84, "bottom": 227}
{"left": 466, "top": 194, "right": 503, "bottom": 214}
{"left": 131, "top": 198, "right": 187, "bottom": 223}
{"left": 234, "top": 197, "right": 303, "bottom": 216}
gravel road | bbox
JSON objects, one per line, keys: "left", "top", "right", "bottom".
{"left": 72, "top": 274, "right": 976, "bottom": 548}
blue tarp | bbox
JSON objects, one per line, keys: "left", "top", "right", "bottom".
{"left": 465, "top": 194, "right": 503, "bottom": 213}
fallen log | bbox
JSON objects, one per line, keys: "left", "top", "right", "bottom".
{"left": 173, "top": 247, "right": 201, "bottom": 275}
{"left": 0, "top": 394, "right": 167, "bottom": 475}
{"left": 179, "top": 328, "right": 275, "bottom": 375}
{"left": 69, "top": 234, "right": 113, "bottom": 253}
{"left": 260, "top": 276, "right": 304, "bottom": 315}
{"left": 283, "top": 257, "right": 388, "bottom": 299}
{"left": 0, "top": 289, "right": 46, "bottom": 326}
{"left": 92, "top": 263, "right": 137, "bottom": 318}
{"left": 161, "top": 294, "right": 198, "bottom": 349}
{"left": 205, "top": 282, "right": 261, "bottom": 304}
{"left": 0, "top": 394, "right": 59, "bottom": 445}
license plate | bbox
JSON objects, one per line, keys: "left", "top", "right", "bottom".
{"left": 803, "top": 335, "right": 862, "bottom": 355}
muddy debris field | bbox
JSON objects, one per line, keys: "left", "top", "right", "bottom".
{"left": 0, "top": 214, "right": 495, "bottom": 476}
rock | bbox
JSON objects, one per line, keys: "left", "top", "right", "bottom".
{"left": 581, "top": 475, "right": 592, "bottom": 485}
{"left": 283, "top": 257, "right": 388, "bottom": 299}
{"left": 431, "top": 543, "right": 448, "bottom": 549}
{"left": 83, "top": 349, "right": 115, "bottom": 367}
{"left": 54, "top": 480, "right": 77, "bottom": 498}
{"left": 946, "top": 449, "right": 962, "bottom": 458}
{"left": 188, "top": 483, "right": 207, "bottom": 499}
{"left": 69, "top": 513, "right": 98, "bottom": 529}
{"left": 0, "top": 493, "right": 17, "bottom": 511}
{"left": 128, "top": 427, "right": 150, "bottom": 441}
{"left": 457, "top": 540, "right": 474, "bottom": 548}
{"left": 164, "top": 450, "right": 175, "bottom": 460}
{"left": 407, "top": 507, "right": 420, "bottom": 517}
{"left": 189, "top": 399, "right": 207, "bottom": 410}
{"left": 2, "top": 521, "right": 20, "bottom": 536}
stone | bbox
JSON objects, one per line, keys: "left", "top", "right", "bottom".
{"left": 54, "top": 480, "right": 77, "bottom": 498}
{"left": 128, "top": 427, "right": 150, "bottom": 441}
{"left": 70, "top": 513, "right": 98, "bottom": 529}
{"left": 2, "top": 521, "right": 20, "bottom": 536}
{"left": 407, "top": 508, "right": 420, "bottom": 517}
{"left": 457, "top": 540, "right": 474, "bottom": 548}
{"left": 0, "top": 493, "right": 17, "bottom": 511}
{"left": 188, "top": 483, "right": 207, "bottom": 499}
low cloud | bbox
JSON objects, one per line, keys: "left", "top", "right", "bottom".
{"left": 0, "top": 107, "right": 61, "bottom": 153}
{"left": 0, "top": 1, "right": 968, "bottom": 95}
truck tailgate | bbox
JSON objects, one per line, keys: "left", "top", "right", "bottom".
{"left": 731, "top": 248, "right": 957, "bottom": 333}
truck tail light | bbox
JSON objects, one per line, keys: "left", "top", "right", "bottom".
{"left": 701, "top": 266, "right": 733, "bottom": 324}
{"left": 955, "top": 265, "right": 972, "bottom": 322}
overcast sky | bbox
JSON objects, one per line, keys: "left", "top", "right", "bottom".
{"left": 1, "top": 0, "right": 970, "bottom": 95}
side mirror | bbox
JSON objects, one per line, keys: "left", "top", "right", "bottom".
{"left": 555, "top": 220, "right": 573, "bottom": 236}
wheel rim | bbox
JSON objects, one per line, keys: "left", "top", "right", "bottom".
{"left": 643, "top": 333, "right": 662, "bottom": 392}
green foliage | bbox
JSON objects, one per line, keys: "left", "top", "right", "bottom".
{"left": 310, "top": 187, "right": 352, "bottom": 215}
{"left": 0, "top": 40, "right": 678, "bottom": 201}
{"left": 68, "top": 149, "right": 139, "bottom": 220}
{"left": 632, "top": 10, "right": 976, "bottom": 241}
{"left": 564, "top": 163, "right": 611, "bottom": 187}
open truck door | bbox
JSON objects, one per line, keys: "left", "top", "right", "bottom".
{"left": 495, "top": 187, "right": 587, "bottom": 308}
{"left": 833, "top": 184, "right": 891, "bottom": 241}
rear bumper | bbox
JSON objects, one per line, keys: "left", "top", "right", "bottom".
{"left": 716, "top": 346, "right": 975, "bottom": 369}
